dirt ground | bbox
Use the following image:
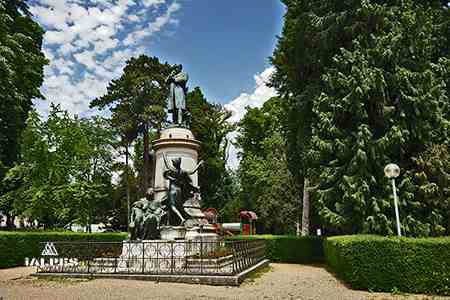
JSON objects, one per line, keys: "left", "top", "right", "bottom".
{"left": 0, "top": 264, "right": 448, "bottom": 300}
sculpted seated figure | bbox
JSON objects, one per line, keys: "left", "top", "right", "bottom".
{"left": 129, "top": 188, "right": 166, "bottom": 240}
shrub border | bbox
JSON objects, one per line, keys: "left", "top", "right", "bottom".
{"left": 0, "top": 231, "right": 127, "bottom": 268}
{"left": 324, "top": 235, "right": 450, "bottom": 295}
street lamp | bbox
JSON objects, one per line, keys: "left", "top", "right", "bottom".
{"left": 384, "top": 163, "right": 401, "bottom": 236}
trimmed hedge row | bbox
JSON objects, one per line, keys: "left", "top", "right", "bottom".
{"left": 324, "top": 235, "right": 450, "bottom": 295}
{"left": 228, "top": 235, "right": 324, "bottom": 263}
{"left": 0, "top": 231, "right": 127, "bottom": 268}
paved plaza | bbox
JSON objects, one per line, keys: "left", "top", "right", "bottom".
{"left": 0, "top": 264, "right": 448, "bottom": 300}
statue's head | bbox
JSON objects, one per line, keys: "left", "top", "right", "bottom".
{"left": 172, "top": 157, "right": 182, "bottom": 170}
{"left": 174, "top": 72, "right": 188, "bottom": 84}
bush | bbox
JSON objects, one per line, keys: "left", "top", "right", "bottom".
{"left": 229, "top": 235, "right": 324, "bottom": 263}
{"left": 0, "top": 231, "right": 127, "bottom": 268}
{"left": 324, "top": 235, "right": 450, "bottom": 295}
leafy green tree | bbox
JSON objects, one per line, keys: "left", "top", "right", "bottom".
{"left": 0, "top": 109, "right": 52, "bottom": 226}
{"left": 187, "top": 87, "right": 235, "bottom": 210}
{"left": 131, "top": 134, "right": 155, "bottom": 197}
{"left": 74, "top": 117, "right": 116, "bottom": 230}
{"left": 236, "top": 97, "right": 300, "bottom": 234}
{"left": 217, "top": 170, "right": 241, "bottom": 222}
{"left": 271, "top": 0, "right": 450, "bottom": 235}
{"left": 110, "top": 162, "right": 138, "bottom": 229}
{"left": 1, "top": 105, "right": 116, "bottom": 229}
{"left": 91, "top": 55, "right": 177, "bottom": 196}
{"left": 112, "top": 105, "right": 139, "bottom": 228}
{"left": 0, "top": 0, "right": 47, "bottom": 226}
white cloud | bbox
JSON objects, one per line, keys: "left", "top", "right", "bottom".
{"left": 73, "top": 50, "right": 97, "bottom": 69}
{"left": 142, "top": 0, "right": 165, "bottom": 7}
{"left": 58, "top": 42, "right": 77, "bottom": 56}
{"left": 123, "top": 2, "right": 180, "bottom": 46}
{"left": 30, "top": 4, "right": 70, "bottom": 30}
{"left": 73, "top": 38, "right": 90, "bottom": 50}
{"left": 224, "top": 67, "right": 277, "bottom": 169}
{"left": 45, "top": 29, "right": 76, "bottom": 45}
{"left": 31, "top": 0, "right": 180, "bottom": 116}
{"left": 100, "top": 47, "right": 136, "bottom": 73}
{"left": 69, "top": 4, "right": 88, "bottom": 21}
{"left": 225, "top": 67, "right": 276, "bottom": 123}
{"left": 128, "top": 14, "right": 140, "bottom": 22}
{"left": 93, "top": 37, "right": 119, "bottom": 54}
{"left": 52, "top": 58, "right": 75, "bottom": 76}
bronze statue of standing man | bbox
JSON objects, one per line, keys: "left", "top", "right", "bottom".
{"left": 166, "top": 66, "right": 189, "bottom": 126}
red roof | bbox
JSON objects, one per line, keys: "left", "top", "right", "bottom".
{"left": 239, "top": 211, "right": 258, "bottom": 220}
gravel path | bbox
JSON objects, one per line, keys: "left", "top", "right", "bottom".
{"left": 0, "top": 264, "right": 448, "bottom": 300}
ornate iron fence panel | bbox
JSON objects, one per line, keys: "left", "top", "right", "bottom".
{"left": 36, "top": 239, "right": 266, "bottom": 276}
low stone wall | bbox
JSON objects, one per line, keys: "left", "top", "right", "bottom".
{"left": 34, "top": 259, "right": 270, "bottom": 286}
{"left": 34, "top": 239, "right": 266, "bottom": 281}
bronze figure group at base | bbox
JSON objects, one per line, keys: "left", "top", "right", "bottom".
{"left": 129, "top": 155, "right": 203, "bottom": 240}
{"left": 129, "top": 188, "right": 166, "bottom": 240}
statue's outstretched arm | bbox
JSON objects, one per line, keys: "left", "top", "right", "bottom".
{"left": 163, "top": 153, "right": 176, "bottom": 172}
{"left": 188, "top": 160, "right": 204, "bottom": 175}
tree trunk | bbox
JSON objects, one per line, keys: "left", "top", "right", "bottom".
{"left": 301, "top": 177, "right": 310, "bottom": 236}
{"left": 6, "top": 214, "right": 14, "bottom": 228}
{"left": 149, "top": 149, "right": 155, "bottom": 188}
{"left": 125, "top": 142, "right": 130, "bottom": 233}
{"left": 142, "top": 122, "right": 149, "bottom": 195}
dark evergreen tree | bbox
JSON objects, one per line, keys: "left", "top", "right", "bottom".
{"left": 271, "top": 0, "right": 450, "bottom": 236}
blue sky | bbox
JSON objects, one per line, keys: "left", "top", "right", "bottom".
{"left": 29, "top": 0, "right": 284, "bottom": 119}
{"left": 157, "top": 0, "right": 284, "bottom": 103}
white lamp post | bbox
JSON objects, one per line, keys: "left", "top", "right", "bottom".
{"left": 384, "top": 163, "right": 401, "bottom": 236}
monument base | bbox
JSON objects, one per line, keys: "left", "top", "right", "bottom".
{"left": 117, "top": 238, "right": 228, "bottom": 273}
{"left": 185, "top": 226, "right": 220, "bottom": 242}
{"left": 160, "top": 225, "right": 186, "bottom": 240}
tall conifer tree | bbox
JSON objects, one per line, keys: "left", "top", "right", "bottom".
{"left": 272, "top": 0, "right": 450, "bottom": 235}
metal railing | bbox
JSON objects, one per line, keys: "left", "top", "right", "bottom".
{"left": 36, "top": 239, "right": 266, "bottom": 276}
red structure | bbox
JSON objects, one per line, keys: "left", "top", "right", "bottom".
{"left": 239, "top": 211, "right": 257, "bottom": 236}
{"left": 203, "top": 208, "right": 221, "bottom": 234}
{"left": 203, "top": 208, "right": 218, "bottom": 224}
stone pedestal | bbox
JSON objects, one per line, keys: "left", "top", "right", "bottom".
{"left": 152, "top": 126, "right": 219, "bottom": 242}
{"left": 160, "top": 225, "right": 186, "bottom": 240}
{"left": 118, "top": 240, "right": 188, "bottom": 272}
{"left": 117, "top": 239, "right": 228, "bottom": 273}
{"left": 153, "top": 127, "right": 201, "bottom": 203}
{"left": 185, "top": 226, "right": 221, "bottom": 251}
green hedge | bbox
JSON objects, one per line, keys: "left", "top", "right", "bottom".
{"left": 228, "top": 235, "right": 324, "bottom": 263}
{"left": 324, "top": 235, "right": 450, "bottom": 295}
{"left": 2, "top": 232, "right": 324, "bottom": 268}
{"left": 0, "top": 231, "right": 127, "bottom": 268}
